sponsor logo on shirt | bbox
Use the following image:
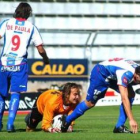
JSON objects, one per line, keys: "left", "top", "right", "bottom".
{"left": 123, "top": 77, "right": 128, "bottom": 84}
{"left": 1, "top": 65, "right": 20, "bottom": 72}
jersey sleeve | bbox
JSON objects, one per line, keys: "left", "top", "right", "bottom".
{"left": 41, "top": 102, "right": 58, "bottom": 130}
{"left": 0, "top": 19, "right": 8, "bottom": 37}
{"left": 116, "top": 70, "right": 133, "bottom": 87}
{"left": 31, "top": 25, "right": 43, "bottom": 47}
{"left": 41, "top": 92, "right": 63, "bottom": 130}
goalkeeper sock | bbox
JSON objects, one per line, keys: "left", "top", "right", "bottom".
{"left": 0, "top": 95, "right": 5, "bottom": 126}
{"left": 7, "top": 93, "right": 20, "bottom": 126}
{"left": 116, "top": 98, "right": 134, "bottom": 128}
{"left": 66, "top": 101, "right": 89, "bottom": 124}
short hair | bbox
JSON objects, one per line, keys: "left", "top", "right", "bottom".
{"left": 13, "top": 2, "right": 32, "bottom": 19}
{"left": 135, "top": 66, "right": 140, "bottom": 76}
{"left": 61, "top": 83, "right": 80, "bottom": 100}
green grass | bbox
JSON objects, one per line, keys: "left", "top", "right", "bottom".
{"left": 1, "top": 105, "right": 140, "bottom": 140}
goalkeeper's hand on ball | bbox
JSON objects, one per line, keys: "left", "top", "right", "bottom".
{"left": 48, "top": 127, "right": 61, "bottom": 133}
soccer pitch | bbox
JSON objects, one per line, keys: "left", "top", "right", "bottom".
{"left": 1, "top": 105, "right": 140, "bottom": 140}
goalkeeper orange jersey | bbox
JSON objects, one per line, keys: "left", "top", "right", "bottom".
{"left": 37, "top": 89, "right": 76, "bottom": 130}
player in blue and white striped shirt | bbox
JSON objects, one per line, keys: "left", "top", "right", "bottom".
{"left": 61, "top": 58, "right": 140, "bottom": 134}
{"left": 0, "top": 2, "right": 49, "bottom": 132}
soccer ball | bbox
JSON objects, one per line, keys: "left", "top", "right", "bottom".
{"left": 52, "top": 114, "right": 73, "bottom": 132}
{"left": 52, "top": 114, "right": 62, "bottom": 129}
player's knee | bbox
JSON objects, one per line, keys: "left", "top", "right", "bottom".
{"left": 85, "top": 100, "right": 95, "bottom": 108}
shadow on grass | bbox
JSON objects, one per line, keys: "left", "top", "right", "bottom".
{"left": 1, "top": 129, "right": 120, "bottom": 134}
{"left": 16, "top": 129, "right": 113, "bottom": 133}
{"left": 72, "top": 130, "right": 88, "bottom": 133}
{"left": 16, "top": 128, "right": 42, "bottom": 132}
{"left": 73, "top": 129, "right": 113, "bottom": 134}
{"left": 14, "top": 129, "right": 87, "bottom": 133}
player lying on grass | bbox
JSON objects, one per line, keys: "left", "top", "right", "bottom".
{"left": 61, "top": 58, "right": 140, "bottom": 134}
{"left": 25, "top": 83, "right": 81, "bottom": 133}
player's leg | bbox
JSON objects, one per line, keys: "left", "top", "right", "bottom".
{"left": 109, "top": 80, "right": 128, "bottom": 129}
{"left": 7, "top": 64, "right": 28, "bottom": 132}
{"left": 25, "top": 101, "right": 42, "bottom": 132}
{"left": 0, "top": 67, "right": 9, "bottom": 131}
{"left": 7, "top": 92, "right": 20, "bottom": 132}
{"left": 65, "top": 86, "right": 107, "bottom": 125}
{"left": 113, "top": 99, "right": 134, "bottom": 133}
{"left": 116, "top": 89, "right": 134, "bottom": 126}
{"left": 110, "top": 81, "right": 134, "bottom": 133}
{"left": 61, "top": 65, "right": 108, "bottom": 132}
{"left": 113, "top": 98, "right": 134, "bottom": 133}
{"left": 0, "top": 95, "right": 6, "bottom": 131}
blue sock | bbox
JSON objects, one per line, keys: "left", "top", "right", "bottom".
{"left": 7, "top": 93, "right": 20, "bottom": 126}
{"left": 116, "top": 98, "right": 134, "bottom": 128}
{"left": 0, "top": 95, "right": 5, "bottom": 125}
{"left": 66, "top": 101, "right": 90, "bottom": 124}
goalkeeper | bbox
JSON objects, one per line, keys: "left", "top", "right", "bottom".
{"left": 25, "top": 83, "right": 81, "bottom": 133}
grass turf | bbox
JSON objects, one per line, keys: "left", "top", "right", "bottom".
{"left": 1, "top": 105, "right": 140, "bottom": 140}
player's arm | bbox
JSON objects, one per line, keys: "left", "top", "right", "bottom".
{"left": 118, "top": 85, "right": 138, "bottom": 133}
{"left": 41, "top": 103, "right": 60, "bottom": 133}
{"left": 41, "top": 103, "right": 54, "bottom": 131}
{"left": 32, "top": 26, "right": 50, "bottom": 65}
{"left": 36, "top": 45, "right": 49, "bottom": 65}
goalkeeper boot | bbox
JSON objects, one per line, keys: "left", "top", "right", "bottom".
{"left": 61, "top": 115, "right": 70, "bottom": 132}
{"left": 26, "top": 126, "right": 35, "bottom": 132}
{"left": 25, "top": 113, "right": 31, "bottom": 124}
{"left": 113, "top": 125, "right": 132, "bottom": 133}
{"left": 25, "top": 113, "right": 35, "bottom": 132}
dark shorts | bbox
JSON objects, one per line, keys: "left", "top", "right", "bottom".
{"left": 25, "top": 101, "right": 42, "bottom": 129}
{"left": 86, "top": 64, "right": 135, "bottom": 104}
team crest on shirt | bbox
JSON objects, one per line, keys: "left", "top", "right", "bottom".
{"left": 122, "top": 77, "right": 128, "bottom": 84}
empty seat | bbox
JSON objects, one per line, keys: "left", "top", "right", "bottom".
{"left": 0, "top": 1, "right": 140, "bottom": 61}
{"left": 41, "top": 33, "right": 90, "bottom": 45}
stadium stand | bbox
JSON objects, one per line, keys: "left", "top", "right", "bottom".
{"left": 0, "top": 0, "right": 140, "bottom": 60}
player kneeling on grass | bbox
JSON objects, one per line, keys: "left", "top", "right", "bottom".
{"left": 25, "top": 83, "right": 80, "bottom": 133}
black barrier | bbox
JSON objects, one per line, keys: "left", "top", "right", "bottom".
{"left": 5, "top": 92, "right": 41, "bottom": 111}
